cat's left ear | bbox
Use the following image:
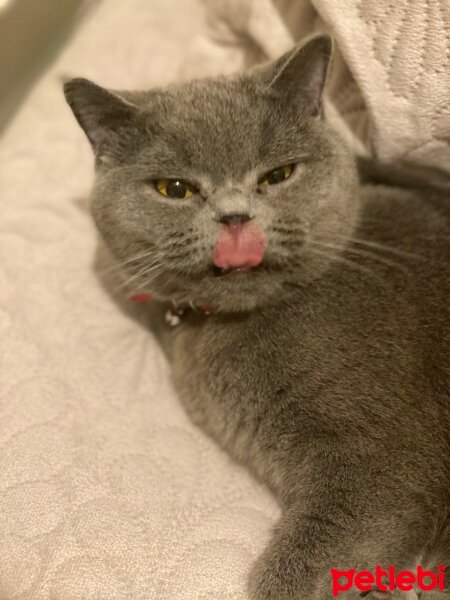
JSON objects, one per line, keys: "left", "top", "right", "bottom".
{"left": 261, "top": 34, "right": 332, "bottom": 117}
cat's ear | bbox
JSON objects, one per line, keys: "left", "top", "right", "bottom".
{"left": 262, "top": 34, "right": 332, "bottom": 117}
{"left": 63, "top": 78, "right": 138, "bottom": 158}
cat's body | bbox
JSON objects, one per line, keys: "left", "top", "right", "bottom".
{"left": 64, "top": 35, "right": 449, "bottom": 599}
{"left": 164, "top": 183, "right": 450, "bottom": 598}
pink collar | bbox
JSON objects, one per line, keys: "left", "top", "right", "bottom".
{"left": 129, "top": 293, "right": 215, "bottom": 327}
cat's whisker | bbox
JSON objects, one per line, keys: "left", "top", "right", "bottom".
{"left": 107, "top": 248, "right": 159, "bottom": 268}
{"left": 165, "top": 253, "right": 193, "bottom": 263}
{"left": 98, "top": 248, "right": 159, "bottom": 276}
{"left": 163, "top": 236, "right": 199, "bottom": 248}
{"left": 107, "top": 268, "right": 163, "bottom": 300}
{"left": 316, "top": 232, "right": 423, "bottom": 261}
{"left": 271, "top": 226, "right": 305, "bottom": 236}
{"left": 304, "top": 247, "right": 384, "bottom": 284}
{"left": 274, "top": 217, "right": 303, "bottom": 226}
{"left": 308, "top": 239, "right": 412, "bottom": 274}
{"left": 139, "top": 267, "right": 178, "bottom": 298}
{"left": 114, "top": 261, "right": 164, "bottom": 293}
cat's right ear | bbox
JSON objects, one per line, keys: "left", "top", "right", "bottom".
{"left": 63, "top": 78, "right": 138, "bottom": 159}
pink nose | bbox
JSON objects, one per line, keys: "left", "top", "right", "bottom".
{"left": 213, "top": 221, "right": 266, "bottom": 269}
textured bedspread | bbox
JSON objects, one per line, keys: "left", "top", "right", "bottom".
{"left": 0, "top": 2, "right": 279, "bottom": 598}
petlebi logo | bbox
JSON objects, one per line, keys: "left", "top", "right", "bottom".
{"left": 330, "top": 565, "right": 446, "bottom": 597}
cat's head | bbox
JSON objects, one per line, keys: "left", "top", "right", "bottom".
{"left": 64, "top": 35, "right": 359, "bottom": 312}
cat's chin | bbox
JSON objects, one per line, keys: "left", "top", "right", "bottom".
{"left": 137, "top": 263, "right": 283, "bottom": 313}
{"left": 188, "top": 268, "right": 287, "bottom": 313}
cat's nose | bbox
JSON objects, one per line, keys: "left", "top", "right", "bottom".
{"left": 218, "top": 213, "right": 252, "bottom": 225}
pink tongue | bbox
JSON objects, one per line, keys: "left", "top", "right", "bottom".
{"left": 213, "top": 221, "right": 266, "bottom": 269}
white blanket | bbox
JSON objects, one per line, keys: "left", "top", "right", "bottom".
{"left": 188, "top": 0, "right": 450, "bottom": 186}
{"left": 0, "top": 2, "right": 278, "bottom": 598}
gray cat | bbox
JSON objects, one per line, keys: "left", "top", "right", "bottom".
{"left": 64, "top": 35, "right": 449, "bottom": 599}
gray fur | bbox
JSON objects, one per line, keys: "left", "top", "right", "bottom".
{"left": 64, "top": 35, "right": 449, "bottom": 599}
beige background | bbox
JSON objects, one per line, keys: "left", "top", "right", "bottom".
{"left": 0, "top": 0, "right": 87, "bottom": 132}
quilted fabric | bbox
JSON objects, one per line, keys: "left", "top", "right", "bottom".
{"left": 191, "top": 0, "right": 450, "bottom": 186}
{"left": 0, "top": 1, "right": 279, "bottom": 598}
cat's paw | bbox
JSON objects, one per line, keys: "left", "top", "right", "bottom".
{"left": 248, "top": 557, "right": 290, "bottom": 600}
{"left": 247, "top": 549, "right": 316, "bottom": 600}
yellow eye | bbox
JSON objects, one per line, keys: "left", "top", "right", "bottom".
{"left": 259, "top": 164, "right": 294, "bottom": 187}
{"left": 155, "top": 178, "right": 197, "bottom": 199}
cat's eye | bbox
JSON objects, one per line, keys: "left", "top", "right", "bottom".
{"left": 259, "top": 164, "right": 294, "bottom": 187}
{"left": 155, "top": 178, "right": 197, "bottom": 199}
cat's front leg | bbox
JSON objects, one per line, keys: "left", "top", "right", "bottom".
{"left": 248, "top": 502, "right": 426, "bottom": 600}
{"left": 248, "top": 501, "right": 351, "bottom": 600}
{"left": 247, "top": 455, "right": 436, "bottom": 600}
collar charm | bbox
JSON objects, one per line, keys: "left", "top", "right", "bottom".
{"left": 165, "top": 306, "right": 186, "bottom": 327}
